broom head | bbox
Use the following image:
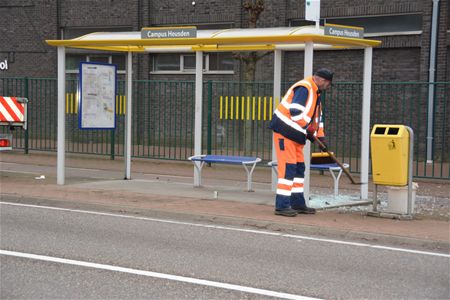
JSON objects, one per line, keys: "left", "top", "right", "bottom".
{"left": 311, "top": 152, "right": 335, "bottom": 164}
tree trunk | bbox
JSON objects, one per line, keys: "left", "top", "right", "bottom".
{"left": 243, "top": 54, "right": 257, "bottom": 156}
{"left": 238, "top": 0, "right": 265, "bottom": 156}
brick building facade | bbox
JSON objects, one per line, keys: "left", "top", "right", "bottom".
{"left": 1, "top": 0, "right": 449, "bottom": 83}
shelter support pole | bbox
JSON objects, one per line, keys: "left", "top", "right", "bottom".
{"left": 272, "top": 49, "right": 282, "bottom": 191}
{"left": 303, "top": 42, "right": 313, "bottom": 205}
{"left": 193, "top": 51, "right": 203, "bottom": 186}
{"left": 57, "top": 46, "right": 66, "bottom": 185}
{"left": 361, "top": 47, "right": 373, "bottom": 199}
{"left": 124, "top": 51, "right": 132, "bottom": 179}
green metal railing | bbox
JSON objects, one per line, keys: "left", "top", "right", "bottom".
{"left": 323, "top": 82, "right": 449, "bottom": 179}
{"left": 0, "top": 77, "right": 448, "bottom": 180}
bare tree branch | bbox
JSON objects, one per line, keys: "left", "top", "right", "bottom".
{"left": 243, "top": 0, "right": 265, "bottom": 28}
{"left": 234, "top": 1, "right": 266, "bottom": 155}
{"left": 257, "top": 51, "right": 271, "bottom": 60}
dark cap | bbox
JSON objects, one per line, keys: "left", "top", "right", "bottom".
{"left": 314, "top": 68, "right": 334, "bottom": 82}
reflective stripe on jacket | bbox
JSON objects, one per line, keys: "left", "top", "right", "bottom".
{"left": 269, "top": 76, "right": 325, "bottom": 144}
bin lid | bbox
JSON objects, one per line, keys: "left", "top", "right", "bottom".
{"left": 371, "top": 124, "right": 408, "bottom": 137}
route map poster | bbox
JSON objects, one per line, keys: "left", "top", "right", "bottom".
{"left": 79, "top": 62, "right": 117, "bottom": 129}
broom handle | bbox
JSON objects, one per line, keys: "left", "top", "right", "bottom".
{"left": 312, "top": 135, "right": 361, "bottom": 184}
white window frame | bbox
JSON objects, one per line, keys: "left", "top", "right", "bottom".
{"left": 335, "top": 14, "right": 423, "bottom": 37}
{"left": 180, "top": 54, "right": 201, "bottom": 72}
{"left": 364, "top": 31, "right": 422, "bottom": 37}
{"left": 151, "top": 52, "right": 234, "bottom": 75}
{"left": 290, "top": 13, "right": 423, "bottom": 38}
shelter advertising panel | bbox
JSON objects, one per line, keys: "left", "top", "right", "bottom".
{"left": 79, "top": 62, "right": 117, "bottom": 129}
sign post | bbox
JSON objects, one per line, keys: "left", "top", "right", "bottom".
{"left": 305, "top": 0, "right": 320, "bottom": 29}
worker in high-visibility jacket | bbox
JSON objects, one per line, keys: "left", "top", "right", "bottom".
{"left": 269, "top": 68, "right": 333, "bottom": 217}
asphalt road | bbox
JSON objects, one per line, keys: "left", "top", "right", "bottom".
{"left": 1, "top": 202, "right": 449, "bottom": 300}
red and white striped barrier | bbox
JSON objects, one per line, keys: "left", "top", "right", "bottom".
{"left": 0, "top": 96, "right": 28, "bottom": 151}
{"left": 0, "top": 96, "right": 25, "bottom": 123}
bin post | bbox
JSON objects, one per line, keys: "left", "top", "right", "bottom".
{"left": 406, "top": 126, "right": 414, "bottom": 216}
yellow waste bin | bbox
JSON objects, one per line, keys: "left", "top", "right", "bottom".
{"left": 370, "top": 124, "right": 410, "bottom": 186}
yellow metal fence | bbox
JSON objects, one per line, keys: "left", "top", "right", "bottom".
{"left": 219, "top": 96, "right": 280, "bottom": 121}
{"left": 65, "top": 93, "right": 127, "bottom": 115}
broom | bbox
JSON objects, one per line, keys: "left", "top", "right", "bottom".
{"left": 311, "top": 135, "right": 366, "bottom": 185}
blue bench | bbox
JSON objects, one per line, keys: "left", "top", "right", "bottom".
{"left": 188, "top": 155, "right": 262, "bottom": 191}
{"left": 268, "top": 161, "right": 350, "bottom": 197}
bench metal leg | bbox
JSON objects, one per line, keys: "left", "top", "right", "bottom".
{"left": 328, "top": 168, "right": 343, "bottom": 197}
{"left": 242, "top": 162, "right": 257, "bottom": 192}
{"left": 192, "top": 161, "right": 205, "bottom": 187}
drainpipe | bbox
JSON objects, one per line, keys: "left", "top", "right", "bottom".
{"left": 426, "top": 0, "right": 440, "bottom": 163}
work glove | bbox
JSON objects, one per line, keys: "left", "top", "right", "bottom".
{"left": 318, "top": 137, "right": 328, "bottom": 152}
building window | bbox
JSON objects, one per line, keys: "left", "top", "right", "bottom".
{"left": 151, "top": 52, "right": 234, "bottom": 74}
{"left": 63, "top": 27, "right": 130, "bottom": 77}
{"left": 153, "top": 53, "right": 180, "bottom": 71}
{"left": 209, "top": 52, "right": 234, "bottom": 71}
{"left": 181, "top": 54, "right": 196, "bottom": 71}
{"left": 150, "top": 23, "right": 235, "bottom": 74}
{"left": 66, "top": 54, "right": 86, "bottom": 71}
{"left": 66, "top": 54, "right": 126, "bottom": 74}
{"left": 291, "top": 14, "right": 422, "bottom": 37}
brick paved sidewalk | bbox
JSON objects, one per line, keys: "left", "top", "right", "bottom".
{"left": 1, "top": 151, "right": 449, "bottom": 251}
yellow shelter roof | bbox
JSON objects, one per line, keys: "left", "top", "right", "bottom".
{"left": 46, "top": 26, "right": 381, "bottom": 52}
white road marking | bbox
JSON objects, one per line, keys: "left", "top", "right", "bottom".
{"left": 0, "top": 162, "right": 194, "bottom": 180}
{"left": 0, "top": 249, "right": 319, "bottom": 300}
{"left": 0, "top": 169, "right": 40, "bottom": 175}
{"left": 1, "top": 201, "right": 449, "bottom": 258}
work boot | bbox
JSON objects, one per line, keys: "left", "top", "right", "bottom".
{"left": 274, "top": 208, "right": 298, "bottom": 217}
{"left": 292, "top": 206, "right": 316, "bottom": 214}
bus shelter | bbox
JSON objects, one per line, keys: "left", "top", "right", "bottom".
{"left": 46, "top": 26, "right": 381, "bottom": 200}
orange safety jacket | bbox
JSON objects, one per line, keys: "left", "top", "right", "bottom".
{"left": 269, "top": 76, "right": 325, "bottom": 144}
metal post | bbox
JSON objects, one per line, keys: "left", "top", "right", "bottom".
{"left": 426, "top": 0, "right": 440, "bottom": 163}
{"left": 304, "top": 42, "right": 314, "bottom": 205}
{"left": 406, "top": 126, "right": 414, "bottom": 215}
{"left": 124, "top": 51, "right": 132, "bottom": 179}
{"left": 57, "top": 47, "right": 65, "bottom": 185}
{"left": 24, "top": 77, "right": 29, "bottom": 154}
{"left": 207, "top": 80, "right": 212, "bottom": 155}
{"left": 193, "top": 51, "right": 203, "bottom": 186}
{"left": 272, "top": 49, "right": 282, "bottom": 191}
{"left": 110, "top": 129, "right": 115, "bottom": 160}
{"left": 361, "top": 47, "right": 373, "bottom": 199}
